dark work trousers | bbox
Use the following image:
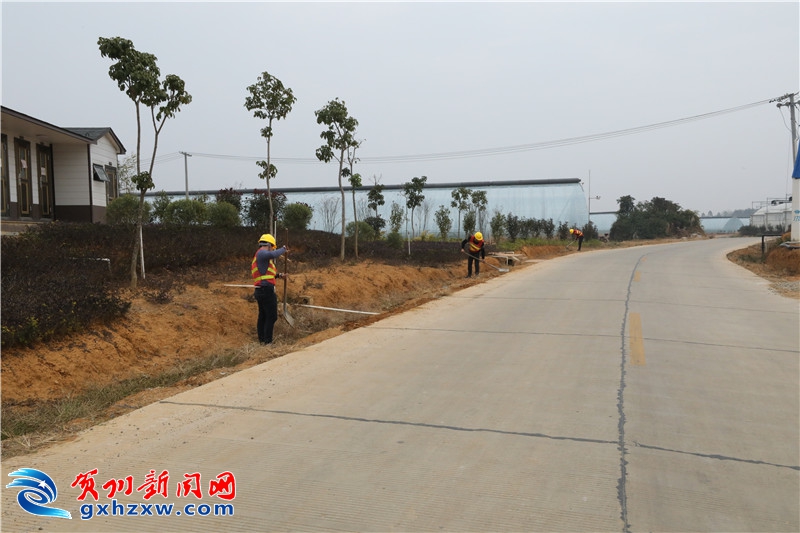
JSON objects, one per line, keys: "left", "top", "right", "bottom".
{"left": 467, "top": 253, "right": 481, "bottom": 276}
{"left": 254, "top": 285, "right": 278, "bottom": 344}
{"left": 577, "top": 235, "right": 584, "bottom": 251}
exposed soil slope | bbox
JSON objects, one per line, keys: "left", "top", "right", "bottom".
{"left": 1, "top": 239, "right": 795, "bottom": 458}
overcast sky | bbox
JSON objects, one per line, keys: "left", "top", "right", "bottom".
{"left": 2, "top": 1, "right": 798, "bottom": 215}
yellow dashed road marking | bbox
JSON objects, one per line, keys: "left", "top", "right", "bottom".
{"left": 629, "top": 312, "right": 646, "bottom": 366}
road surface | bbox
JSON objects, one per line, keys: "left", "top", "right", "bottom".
{"left": 2, "top": 237, "right": 798, "bottom": 532}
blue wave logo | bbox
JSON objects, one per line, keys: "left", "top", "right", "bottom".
{"left": 6, "top": 468, "right": 72, "bottom": 519}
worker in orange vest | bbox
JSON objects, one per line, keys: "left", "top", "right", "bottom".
{"left": 569, "top": 228, "right": 584, "bottom": 250}
{"left": 252, "top": 233, "right": 288, "bottom": 344}
{"left": 461, "top": 231, "right": 486, "bottom": 278}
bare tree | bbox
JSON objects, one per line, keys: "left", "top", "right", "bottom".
{"left": 318, "top": 196, "right": 341, "bottom": 233}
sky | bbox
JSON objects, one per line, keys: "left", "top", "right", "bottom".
{"left": 2, "top": 1, "right": 798, "bottom": 215}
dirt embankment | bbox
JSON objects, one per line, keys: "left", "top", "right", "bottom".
{"left": 0, "top": 246, "right": 564, "bottom": 406}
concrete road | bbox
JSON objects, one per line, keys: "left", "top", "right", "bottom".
{"left": 3, "top": 238, "right": 798, "bottom": 532}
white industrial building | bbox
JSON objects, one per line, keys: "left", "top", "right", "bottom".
{"left": 159, "top": 178, "right": 590, "bottom": 239}
{"left": 749, "top": 197, "right": 793, "bottom": 231}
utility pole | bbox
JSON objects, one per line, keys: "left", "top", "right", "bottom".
{"left": 179, "top": 151, "right": 192, "bottom": 199}
{"left": 587, "top": 169, "right": 600, "bottom": 227}
{"left": 773, "top": 93, "right": 799, "bottom": 241}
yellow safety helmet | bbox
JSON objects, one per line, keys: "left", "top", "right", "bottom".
{"left": 258, "top": 233, "right": 276, "bottom": 246}
{"left": 474, "top": 232, "right": 483, "bottom": 241}
{"left": 569, "top": 228, "right": 575, "bottom": 234}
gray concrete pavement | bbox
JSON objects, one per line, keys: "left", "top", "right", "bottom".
{"left": 2, "top": 237, "right": 798, "bottom": 532}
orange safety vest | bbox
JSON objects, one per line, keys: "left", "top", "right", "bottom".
{"left": 573, "top": 229, "right": 584, "bottom": 238}
{"left": 468, "top": 236, "right": 484, "bottom": 254}
{"left": 251, "top": 250, "right": 277, "bottom": 287}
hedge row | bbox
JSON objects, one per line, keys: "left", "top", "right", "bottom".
{"left": 1, "top": 223, "right": 467, "bottom": 348}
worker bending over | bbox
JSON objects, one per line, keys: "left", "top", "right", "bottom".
{"left": 569, "top": 228, "right": 584, "bottom": 251}
{"left": 461, "top": 231, "right": 486, "bottom": 278}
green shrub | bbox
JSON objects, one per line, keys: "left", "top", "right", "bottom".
{"left": 163, "top": 198, "right": 207, "bottom": 226}
{"left": 346, "top": 220, "right": 377, "bottom": 241}
{"left": 150, "top": 191, "right": 171, "bottom": 223}
{"left": 106, "top": 194, "right": 151, "bottom": 225}
{"left": 207, "top": 201, "right": 241, "bottom": 228}
{"left": 364, "top": 216, "right": 386, "bottom": 236}
{"left": 386, "top": 231, "right": 404, "bottom": 250}
{"left": 283, "top": 202, "right": 314, "bottom": 231}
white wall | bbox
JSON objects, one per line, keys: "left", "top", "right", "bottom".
{"left": 52, "top": 144, "right": 90, "bottom": 205}
{"left": 90, "top": 135, "right": 120, "bottom": 208}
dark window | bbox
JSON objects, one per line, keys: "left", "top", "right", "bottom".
{"left": 93, "top": 163, "right": 110, "bottom": 182}
{"left": 37, "top": 144, "right": 54, "bottom": 218}
{"left": 1, "top": 134, "right": 9, "bottom": 216}
{"left": 14, "top": 138, "right": 32, "bottom": 217}
{"left": 105, "top": 165, "right": 118, "bottom": 203}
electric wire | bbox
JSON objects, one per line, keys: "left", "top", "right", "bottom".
{"left": 139, "top": 97, "right": 778, "bottom": 168}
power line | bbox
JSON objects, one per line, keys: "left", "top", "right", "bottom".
{"left": 140, "top": 96, "right": 779, "bottom": 167}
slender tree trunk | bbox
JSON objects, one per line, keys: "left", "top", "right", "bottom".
{"left": 338, "top": 152, "right": 346, "bottom": 261}
{"left": 130, "top": 227, "right": 139, "bottom": 289}
{"left": 130, "top": 102, "right": 143, "bottom": 288}
{"left": 266, "top": 118, "right": 274, "bottom": 234}
{"left": 351, "top": 190, "right": 358, "bottom": 259}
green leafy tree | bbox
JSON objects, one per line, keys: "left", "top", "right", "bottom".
{"left": 463, "top": 210, "right": 477, "bottom": 236}
{"left": 402, "top": 176, "right": 427, "bottom": 240}
{"left": 506, "top": 213, "right": 521, "bottom": 241}
{"left": 389, "top": 201, "right": 404, "bottom": 234}
{"left": 542, "top": 218, "right": 555, "bottom": 239}
{"left": 490, "top": 210, "right": 506, "bottom": 242}
{"left": 557, "top": 221, "right": 571, "bottom": 241}
{"left": 283, "top": 202, "right": 314, "bottom": 231}
{"left": 610, "top": 195, "right": 702, "bottom": 241}
{"left": 245, "top": 71, "right": 296, "bottom": 234}
{"left": 581, "top": 221, "right": 599, "bottom": 240}
{"left": 215, "top": 187, "right": 243, "bottom": 214}
{"left": 98, "top": 36, "right": 192, "bottom": 288}
{"left": 364, "top": 216, "right": 386, "bottom": 235}
{"left": 315, "top": 98, "right": 359, "bottom": 261}
{"left": 450, "top": 187, "right": 472, "bottom": 236}
{"left": 617, "top": 195, "right": 636, "bottom": 216}
{"left": 470, "top": 190, "right": 488, "bottom": 231}
{"left": 150, "top": 190, "right": 171, "bottom": 223}
{"left": 246, "top": 190, "right": 287, "bottom": 228}
{"left": 367, "top": 177, "right": 385, "bottom": 218}
{"left": 434, "top": 205, "right": 452, "bottom": 240}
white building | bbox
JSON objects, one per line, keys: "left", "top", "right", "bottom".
{"left": 749, "top": 198, "right": 793, "bottom": 231}
{"left": 155, "top": 178, "right": 590, "bottom": 239}
{"left": 1, "top": 107, "right": 125, "bottom": 233}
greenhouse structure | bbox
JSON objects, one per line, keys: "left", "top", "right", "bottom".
{"left": 749, "top": 198, "right": 793, "bottom": 232}
{"left": 161, "top": 178, "right": 590, "bottom": 240}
